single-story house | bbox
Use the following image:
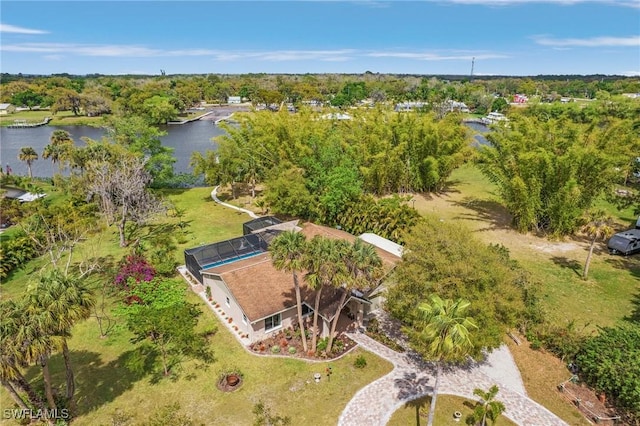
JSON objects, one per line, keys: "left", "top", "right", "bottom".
{"left": 185, "top": 220, "right": 401, "bottom": 344}
{"left": 0, "top": 103, "right": 16, "bottom": 115}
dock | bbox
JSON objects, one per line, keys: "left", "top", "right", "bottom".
{"left": 7, "top": 117, "right": 52, "bottom": 128}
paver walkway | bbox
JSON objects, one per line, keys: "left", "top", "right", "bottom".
{"left": 339, "top": 331, "right": 567, "bottom": 426}
{"left": 211, "top": 186, "right": 258, "bottom": 218}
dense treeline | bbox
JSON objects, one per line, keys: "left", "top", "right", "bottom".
{"left": 2, "top": 73, "right": 639, "bottom": 124}
{"left": 191, "top": 108, "right": 461, "bottom": 238}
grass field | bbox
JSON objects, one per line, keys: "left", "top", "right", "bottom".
{"left": 388, "top": 394, "right": 517, "bottom": 426}
{"left": 0, "top": 185, "right": 393, "bottom": 425}
{"left": 0, "top": 110, "right": 210, "bottom": 127}
{"left": 2, "top": 165, "right": 638, "bottom": 425}
{"left": 410, "top": 163, "right": 638, "bottom": 424}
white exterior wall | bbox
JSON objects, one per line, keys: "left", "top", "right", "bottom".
{"left": 249, "top": 307, "right": 298, "bottom": 343}
{"left": 204, "top": 275, "right": 253, "bottom": 339}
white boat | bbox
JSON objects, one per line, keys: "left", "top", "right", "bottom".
{"left": 481, "top": 112, "right": 508, "bottom": 125}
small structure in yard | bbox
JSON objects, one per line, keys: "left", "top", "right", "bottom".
{"left": 557, "top": 378, "right": 621, "bottom": 425}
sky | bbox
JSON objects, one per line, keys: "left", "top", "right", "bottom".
{"left": 1, "top": 0, "right": 639, "bottom": 77}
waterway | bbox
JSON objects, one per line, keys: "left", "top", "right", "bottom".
{"left": 0, "top": 119, "right": 225, "bottom": 178}
{"left": 0, "top": 118, "right": 489, "bottom": 178}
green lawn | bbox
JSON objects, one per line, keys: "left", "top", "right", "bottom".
{"left": 0, "top": 185, "right": 394, "bottom": 425}
{"left": 388, "top": 394, "right": 517, "bottom": 426}
{"left": 418, "top": 163, "right": 640, "bottom": 330}
{"left": 0, "top": 110, "right": 105, "bottom": 127}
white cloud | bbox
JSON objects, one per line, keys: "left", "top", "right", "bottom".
{"left": 0, "top": 43, "right": 357, "bottom": 62}
{"left": 442, "top": 0, "right": 639, "bottom": 7}
{"left": 533, "top": 35, "right": 640, "bottom": 47}
{"left": 365, "top": 51, "right": 508, "bottom": 61}
{"left": 621, "top": 70, "right": 640, "bottom": 76}
{"left": 0, "top": 24, "right": 49, "bottom": 34}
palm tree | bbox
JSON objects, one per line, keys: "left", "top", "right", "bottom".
{"left": 326, "top": 239, "right": 382, "bottom": 353}
{"left": 469, "top": 384, "right": 506, "bottom": 426}
{"left": 414, "top": 295, "right": 477, "bottom": 426}
{"left": 0, "top": 300, "right": 48, "bottom": 413}
{"left": 18, "top": 146, "right": 38, "bottom": 178}
{"left": 580, "top": 210, "right": 615, "bottom": 280}
{"left": 30, "top": 271, "right": 95, "bottom": 410}
{"left": 304, "top": 237, "right": 343, "bottom": 352}
{"left": 269, "top": 230, "right": 309, "bottom": 352}
{"left": 43, "top": 130, "right": 74, "bottom": 173}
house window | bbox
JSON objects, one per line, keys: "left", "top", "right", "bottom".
{"left": 242, "top": 314, "right": 248, "bottom": 325}
{"left": 264, "top": 313, "right": 282, "bottom": 331}
{"left": 225, "top": 296, "right": 230, "bottom": 307}
{"left": 301, "top": 304, "right": 313, "bottom": 317}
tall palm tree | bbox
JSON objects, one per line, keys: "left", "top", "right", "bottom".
{"left": 414, "top": 295, "right": 477, "bottom": 426}
{"left": 18, "top": 146, "right": 38, "bottom": 178}
{"left": 470, "top": 384, "right": 506, "bottom": 426}
{"left": 43, "top": 130, "right": 74, "bottom": 173}
{"left": 580, "top": 210, "right": 615, "bottom": 280}
{"left": 26, "top": 271, "right": 95, "bottom": 412}
{"left": 326, "top": 239, "right": 382, "bottom": 353}
{"left": 0, "top": 300, "right": 48, "bottom": 413}
{"left": 269, "top": 230, "right": 309, "bottom": 352}
{"left": 304, "top": 237, "right": 343, "bottom": 352}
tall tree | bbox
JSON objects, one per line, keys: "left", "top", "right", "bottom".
{"left": 85, "top": 149, "right": 165, "bottom": 247}
{"left": 105, "top": 115, "right": 175, "bottom": 181}
{"left": 326, "top": 239, "right": 382, "bottom": 353}
{"left": 119, "top": 279, "right": 210, "bottom": 376}
{"left": 0, "top": 300, "right": 48, "bottom": 414}
{"left": 468, "top": 385, "right": 506, "bottom": 426}
{"left": 25, "top": 271, "right": 95, "bottom": 412}
{"left": 42, "top": 130, "right": 74, "bottom": 174}
{"left": 269, "top": 231, "right": 310, "bottom": 352}
{"left": 580, "top": 210, "right": 615, "bottom": 280}
{"left": 18, "top": 146, "right": 38, "bottom": 178}
{"left": 303, "top": 237, "right": 343, "bottom": 352}
{"left": 410, "top": 296, "right": 477, "bottom": 426}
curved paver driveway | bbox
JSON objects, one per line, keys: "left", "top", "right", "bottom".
{"left": 339, "top": 332, "right": 567, "bottom": 426}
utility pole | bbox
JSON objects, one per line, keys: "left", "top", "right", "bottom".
{"left": 470, "top": 57, "right": 475, "bottom": 82}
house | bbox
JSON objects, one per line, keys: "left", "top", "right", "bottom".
{"left": 0, "top": 103, "right": 16, "bottom": 115}
{"left": 184, "top": 220, "right": 401, "bottom": 344}
{"left": 227, "top": 96, "right": 242, "bottom": 104}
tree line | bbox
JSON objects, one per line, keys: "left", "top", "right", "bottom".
{"left": 2, "top": 73, "right": 639, "bottom": 124}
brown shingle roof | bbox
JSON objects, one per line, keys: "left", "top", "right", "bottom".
{"left": 201, "top": 222, "right": 401, "bottom": 323}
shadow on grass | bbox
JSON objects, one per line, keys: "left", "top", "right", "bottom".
{"left": 404, "top": 395, "right": 429, "bottom": 426}
{"left": 451, "top": 197, "right": 512, "bottom": 231}
{"left": 626, "top": 291, "right": 640, "bottom": 323}
{"left": 603, "top": 254, "right": 640, "bottom": 276}
{"left": 24, "top": 347, "right": 159, "bottom": 417}
{"left": 550, "top": 256, "right": 582, "bottom": 277}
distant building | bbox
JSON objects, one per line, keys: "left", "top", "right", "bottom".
{"left": 395, "top": 101, "right": 427, "bottom": 112}
{"left": 0, "top": 104, "right": 16, "bottom": 115}
{"left": 228, "top": 96, "right": 242, "bottom": 104}
{"left": 513, "top": 94, "right": 528, "bottom": 104}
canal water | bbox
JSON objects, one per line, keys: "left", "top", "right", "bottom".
{"left": 0, "top": 119, "right": 225, "bottom": 178}
{"left": 0, "top": 119, "right": 489, "bottom": 178}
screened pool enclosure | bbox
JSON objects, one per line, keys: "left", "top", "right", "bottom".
{"left": 184, "top": 234, "right": 268, "bottom": 283}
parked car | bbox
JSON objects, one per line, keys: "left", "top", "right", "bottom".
{"left": 607, "top": 228, "right": 640, "bottom": 256}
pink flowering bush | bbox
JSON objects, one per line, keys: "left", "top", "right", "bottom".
{"left": 114, "top": 254, "right": 156, "bottom": 289}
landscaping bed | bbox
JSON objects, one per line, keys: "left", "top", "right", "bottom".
{"left": 250, "top": 326, "right": 357, "bottom": 360}
{"left": 559, "top": 380, "right": 623, "bottom": 425}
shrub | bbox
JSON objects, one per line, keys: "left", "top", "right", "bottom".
{"left": 114, "top": 254, "right": 155, "bottom": 289}
{"left": 271, "top": 345, "right": 281, "bottom": 354}
{"left": 354, "top": 354, "right": 367, "bottom": 369}
{"left": 332, "top": 339, "right": 344, "bottom": 353}
{"left": 316, "top": 337, "right": 328, "bottom": 353}
{"left": 288, "top": 346, "right": 297, "bottom": 355}
{"left": 575, "top": 325, "right": 640, "bottom": 420}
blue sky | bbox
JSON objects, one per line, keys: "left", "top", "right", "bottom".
{"left": 1, "top": 1, "right": 639, "bottom": 76}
